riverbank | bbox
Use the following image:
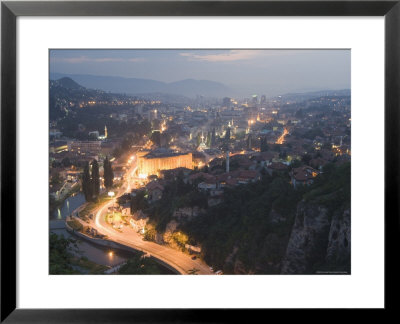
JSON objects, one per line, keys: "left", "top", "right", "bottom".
{"left": 49, "top": 184, "right": 81, "bottom": 217}
{"left": 65, "top": 217, "right": 179, "bottom": 274}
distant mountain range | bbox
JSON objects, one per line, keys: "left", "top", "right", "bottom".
{"left": 50, "top": 73, "right": 231, "bottom": 98}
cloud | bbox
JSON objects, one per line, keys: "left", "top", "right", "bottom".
{"left": 179, "top": 50, "right": 266, "bottom": 62}
{"left": 51, "top": 56, "right": 146, "bottom": 64}
{"left": 178, "top": 49, "right": 334, "bottom": 63}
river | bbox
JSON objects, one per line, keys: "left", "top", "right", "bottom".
{"left": 50, "top": 228, "right": 132, "bottom": 267}
{"left": 50, "top": 192, "right": 128, "bottom": 267}
{"left": 49, "top": 192, "right": 174, "bottom": 273}
{"left": 51, "top": 192, "right": 86, "bottom": 220}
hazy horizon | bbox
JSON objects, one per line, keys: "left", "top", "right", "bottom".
{"left": 50, "top": 49, "right": 351, "bottom": 97}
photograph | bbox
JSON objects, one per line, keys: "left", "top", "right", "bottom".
{"left": 49, "top": 49, "right": 351, "bottom": 275}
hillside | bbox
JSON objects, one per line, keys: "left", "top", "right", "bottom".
{"left": 49, "top": 77, "right": 136, "bottom": 120}
{"left": 144, "top": 162, "right": 350, "bottom": 274}
{"left": 53, "top": 77, "right": 84, "bottom": 90}
{"left": 50, "top": 73, "right": 231, "bottom": 98}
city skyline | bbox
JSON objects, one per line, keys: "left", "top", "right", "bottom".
{"left": 49, "top": 49, "right": 351, "bottom": 276}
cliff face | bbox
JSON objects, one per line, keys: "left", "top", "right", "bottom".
{"left": 281, "top": 201, "right": 350, "bottom": 274}
{"left": 325, "top": 209, "right": 351, "bottom": 270}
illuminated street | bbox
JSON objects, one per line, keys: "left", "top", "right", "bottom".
{"left": 87, "top": 158, "right": 213, "bottom": 275}
{"left": 275, "top": 127, "right": 289, "bottom": 144}
{"left": 50, "top": 49, "right": 351, "bottom": 275}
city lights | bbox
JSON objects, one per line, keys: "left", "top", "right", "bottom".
{"left": 49, "top": 49, "right": 351, "bottom": 277}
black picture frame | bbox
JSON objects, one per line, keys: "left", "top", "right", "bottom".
{"left": 1, "top": 0, "right": 399, "bottom": 322}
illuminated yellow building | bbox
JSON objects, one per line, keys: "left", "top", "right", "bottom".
{"left": 137, "top": 149, "right": 192, "bottom": 177}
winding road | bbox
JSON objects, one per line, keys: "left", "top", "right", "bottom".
{"left": 85, "top": 160, "right": 213, "bottom": 275}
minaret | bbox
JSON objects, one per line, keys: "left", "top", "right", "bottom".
{"left": 104, "top": 125, "right": 108, "bottom": 139}
{"left": 226, "top": 151, "right": 230, "bottom": 173}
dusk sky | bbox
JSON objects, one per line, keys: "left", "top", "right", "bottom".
{"left": 50, "top": 49, "right": 350, "bottom": 96}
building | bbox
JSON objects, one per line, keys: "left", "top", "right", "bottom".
{"left": 148, "top": 109, "right": 158, "bottom": 122}
{"left": 50, "top": 141, "right": 68, "bottom": 154}
{"left": 251, "top": 94, "right": 258, "bottom": 105}
{"left": 197, "top": 132, "right": 208, "bottom": 151}
{"left": 236, "top": 170, "right": 261, "bottom": 184}
{"left": 67, "top": 141, "right": 101, "bottom": 156}
{"left": 188, "top": 172, "right": 215, "bottom": 185}
{"left": 145, "top": 181, "right": 164, "bottom": 202}
{"left": 49, "top": 129, "right": 62, "bottom": 139}
{"left": 113, "top": 167, "right": 125, "bottom": 181}
{"left": 266, "top": 162, "right": 289, "bottom": 175}
{"left": 98, "top": 125, "right": 108, "bottom": 140}
{"left": 137, "top": 149, "right": 192, "bottom": 177}
{"left": 290, "top": 166, "right": 319, "bottom": 188}
{"left": 185, "top": 244, "right": 201, "bottom": 254}
{"left": 159, "top": 167, "right": 192, "bottom": 181}
{"left": 198, "top": 178, "right": 217, "bottom": 191}
{"left": 100, "top": 141, "right": 117, "bottom": 157}
{"left": 88, "top": 131, "right": 99, "bottom": 139}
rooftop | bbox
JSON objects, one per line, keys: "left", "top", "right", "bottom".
{"left": 143, "top": 148, "right": 191, "bottom": 159}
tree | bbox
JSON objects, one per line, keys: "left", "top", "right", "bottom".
{"left": 130, "top": 190, "right": 148, "bottom": 213}
{"left": 295, "top": 108, "right": 304, "bottom": 118}
{"left": 82, "top": 161, "right": 93, "bottom": 202}
{"left": 118, "top": 252, "right": 160, "bottom": 274}
{"left": 49, "top": 233, "right": 79, "bottom": 274}
{"left": 301, "top": 153, "right": 312, "bottom": 165}
{"left": 247, "top": 134, "right": 253, "bottom": 150}
{"left": 260, "top": 136, "right": 268, "bottom": 152}
{"left": 290, "top": 159, "right": 302, "bottom": 169}
{"left": 91, "top": 159, "right": 100, "bottom": 198}
{"left": 211, "top": 128, "right": 216, "bottom": 147}
{"left": 121, "top": 134, "right": 135, "bottom": 151}
{"left": 196, "top": 133, "right": 201, "bottom": 146}
{"left": 235, "top": 131, "right": 246, "bottom": 140}
{"left": 150, "top": 131, "right": 161, "bottom": 147}
{"left": 112, "top": 146, "right": 122, "bottom": 158}
{"left": 222, "top": 97, "right": 231, "bottom": 107}
{"left": 206, "top": 131, "right": 211, "bottom": 147}
{"left": 225, "top": 127, "right": 231, "bottom": 142}
{"left": 61, "top": 157, "right": 71, "bottom": 167}
{"left": 322, "top": 142, "right": 332, "bottom": 151}
{"left": 103, "top": 156, "right": 113, "bottom": 189}
{"left": 109, "top": 160, "right": 114, "bottom": 188}
{"left": 103, "top": 156, "right": 109, "bottom": 189}
{"left": 50, "top": 172, "right": 62, "bottom": 186}
{"left": 279, "top": 150, "right": 287, "bottom": 159}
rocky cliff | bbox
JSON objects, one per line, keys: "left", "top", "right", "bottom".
{"left": 281, "top": 200, "right": 350, "bottom": 274}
